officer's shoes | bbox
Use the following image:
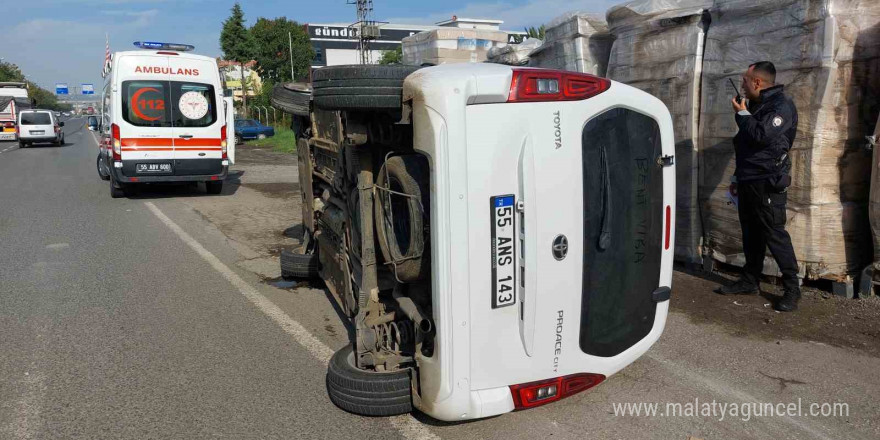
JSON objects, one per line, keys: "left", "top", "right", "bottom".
{"left": 714, "top": 278, "right": 759, "bottom": 295}
{"left": 774, "top": 289, "right": 801, "bottom": 312}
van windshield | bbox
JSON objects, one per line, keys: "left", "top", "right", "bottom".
{"left": 20, "top": 112, "right": 52, "bottom": 125}
{"left": 121, "top": 81, "right": 217, "bottom": 128}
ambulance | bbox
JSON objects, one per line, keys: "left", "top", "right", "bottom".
{"left": 99, "top": 42, "right": 230, "bottom": 198}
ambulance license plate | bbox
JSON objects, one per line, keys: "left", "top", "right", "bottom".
{"left": 137, "top": 163, "right": 172, "bottom": 173}
{"left": 490, "top": 195, "right": 516, "bottom": 309}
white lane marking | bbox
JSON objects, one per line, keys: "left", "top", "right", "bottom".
{"left": 145, "top": 201, "right": 334, "bottom": 363}
{"left": 647, "top": 352, "right": 835, "bottom": 440}
{"left": 145, "top": 202, "right": 441, "bottom": 440}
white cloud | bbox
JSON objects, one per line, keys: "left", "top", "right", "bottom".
{"left": 384, "top": 0, "right": 621, "bottom": 29}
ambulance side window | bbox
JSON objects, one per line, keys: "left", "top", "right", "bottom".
{"left": 170, "top": 82, "right": 217, "bottom": 128}
{"left": 121, "top": 81, "right": 171, "bottom": 127}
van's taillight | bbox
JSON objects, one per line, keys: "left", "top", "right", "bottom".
{"left": 510, "top": 373, "right": 605, "bottom": 410}
{"left": 507, "top": 69, "right": 610, "bottom": 103}
{"left": 220, "top": 124, "right": 228, "bottom": 159}
{"left": 111, "top": 123, "right": 121, "bottom": 160}
{"left": 665, "top": 205, "right": 671, "bottom": 250}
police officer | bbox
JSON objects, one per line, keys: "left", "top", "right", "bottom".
{"left": 714, "top": 61, "right": 801, "bottom": 312}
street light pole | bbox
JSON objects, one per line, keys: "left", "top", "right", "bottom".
{"left": 288, "top": 31, "right": 295, "bottom": 82}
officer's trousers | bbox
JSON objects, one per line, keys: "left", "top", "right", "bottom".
{"left": 737, "top": 179, "right": 800, "bottom": 291}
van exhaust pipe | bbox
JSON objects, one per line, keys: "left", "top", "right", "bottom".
{"left": 392, "top": 286, "right": 432, "bottom": 334}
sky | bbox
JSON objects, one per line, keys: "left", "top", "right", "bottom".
{"left": 1, "top": 0, "right": 620, "bottom": 91}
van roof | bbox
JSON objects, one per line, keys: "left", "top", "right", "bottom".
{"left": 114, "top": 50, "right": 218, "bottom": 64}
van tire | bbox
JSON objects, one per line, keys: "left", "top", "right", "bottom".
{"left": 110, "top": 181, "right": 126, "bottom": 199}
{"left": 326, "top": 345, "right": 412, "bottom": 417}
{"left": 97, "top": 155, "right": 110, "bottom": 180}
{"left": 374, "top": 155, "right": 430, "bottom": 282}
{"left": 272, "top": 83, "right": 311, "bottom": 117}
{"left": 206, "top": 181, "right": 223, "bottom": 195}
{"left": 312, "top": 65, "right": 421, "bottom": 111}
{"left": 280, "top": 248, "right": 319, "bottom": 279}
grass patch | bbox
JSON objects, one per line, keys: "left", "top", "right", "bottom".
{"left": 243, "top": 125, "right": 296, "bottom": 154}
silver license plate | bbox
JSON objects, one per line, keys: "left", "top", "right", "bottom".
{"left": 29, "top": 130, "right": 44, "bottom": 135}
{"left": 136, "top": 163, "right": 172, "bottom": 173}
{"left": 491, "top": 195, "right": 516, "bottom": 309}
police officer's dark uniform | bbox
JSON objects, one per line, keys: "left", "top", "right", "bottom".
{"left": 717, "top": 83, "right": 801, "bottom": 311}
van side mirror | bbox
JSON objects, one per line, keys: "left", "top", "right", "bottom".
{"left": 59, "top": 122, "right": 65, "bottom": 127}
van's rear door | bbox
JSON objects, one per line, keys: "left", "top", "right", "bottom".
{"left": 465, "top": 80, "right": 675, "bottom": 391}
{"left": 117, "top": 54, "right": 174, "bottom": 174}
{"left": 168, "top": 57, "right": 223, "bottom": 176}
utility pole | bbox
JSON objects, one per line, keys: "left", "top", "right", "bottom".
{"left": 288, "top": 31, "right": 295, "bottom": 82}
{"left": 348, "top": 0, "right": 380, "bottom": 65}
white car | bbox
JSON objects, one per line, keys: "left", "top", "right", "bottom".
{"left": 17, "top": 110, "right": 64, "bottom": 147}
{"left": 285, "top": 63, "right": 675, "bottom": 421}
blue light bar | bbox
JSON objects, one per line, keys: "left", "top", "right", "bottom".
{"left": 132, "top": 41, "right": 195, "bottom": 52}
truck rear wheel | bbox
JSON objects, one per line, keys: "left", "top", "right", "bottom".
{"left": 326, "top": 345, "right": 412, "bottom": 417}
{"left": 374, "top": 155, "right": 430, "bottom": 282}
{"left": 312, "top": 65, "right": 422, "bottom": 111}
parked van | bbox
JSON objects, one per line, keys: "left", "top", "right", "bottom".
{"left": 98, "top": 42, "right": 230, "bottom": 198}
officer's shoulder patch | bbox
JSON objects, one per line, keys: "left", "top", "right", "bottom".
{"left": 772, "top": 116, "right": 784, "bottom": 127}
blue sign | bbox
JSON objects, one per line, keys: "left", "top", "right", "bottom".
{"left": 82, "top": 84, "right": 95, "bottom": 95}
{"left": 55, "top": 83, "right": 69, "bottom": 95}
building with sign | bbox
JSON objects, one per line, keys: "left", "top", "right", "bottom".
{"left": 306, "top": 17, "right": 526, "bottom": 68}
{"left": 218, "top": 60, "right": 262, "bottom": 104}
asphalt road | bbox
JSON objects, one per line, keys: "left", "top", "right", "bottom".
{"left": 0, "top": 120, "right": 878, "bottom": 440}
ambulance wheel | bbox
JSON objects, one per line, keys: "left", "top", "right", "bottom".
{"left": 110, "top": 180, "right": 127, "bottom": 199}
{"left": 312, "top": 64, "right": 422, "bottom": 111}
{"left": 326, "top": 345, "right": 412, "bottom": 417}
{"left": 280, "top": 247, "right": 319, "bottom": 279}
{"left": 374, "top": 155, "right": 430, "bottom": 282}
{"left": 206, "top": 181, "right": 223, "bottom": 195}
{"left": 97, "top": 155, "right": 110, "bottom": 180}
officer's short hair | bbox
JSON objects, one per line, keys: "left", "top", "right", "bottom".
{"left": 749, "top": 61, "right": 777, "bottom": 84}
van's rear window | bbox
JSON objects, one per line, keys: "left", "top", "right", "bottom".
{"left": 122, "top": 81, "right": 171, "bottom": 127}
{"left": 20, "top": 113, "right": 51, "bottom": 125}
{"left": 171, "top": 82, "right": 217, "bottom": 128}
{"left": 121, "top": 81, "right": 216, "bottom": 128}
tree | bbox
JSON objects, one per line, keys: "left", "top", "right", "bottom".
{"left": 524, "top": 25, "right": 546, "bottom": 40}
{"left": 378, "top": 47, "right": 402, "bottom": 65}
{"left": 220, "top": 2, "right": 255, "bottom": 115}
{"left": 250, "top": 17, "right": 313, "bottom": 83}
{"left": 0, "top": 61, "right": 26, "bottom": 82}
{"left": 0, "top": 60, "right": 70, "bottom": 111}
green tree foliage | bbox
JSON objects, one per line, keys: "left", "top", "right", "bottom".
{"left": 220, "top": 3, "right": 255, "bottom": 63}
{"left": 0, "top": 62, "right": 26, "bottom": 82}
{"left": 524, "top": 25, "right": 546, "bottom": 40}
{"left": 378, "top": 46, "right": 403, "bottom": 65}
{"left": 250, "top": 17, "right": 313, "bottom": 83}
{"left": 0, "top": 61, "right": 70, "bottom": 110}
{"left": 220, "top": 2, "right": 255, "bottom": 114}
